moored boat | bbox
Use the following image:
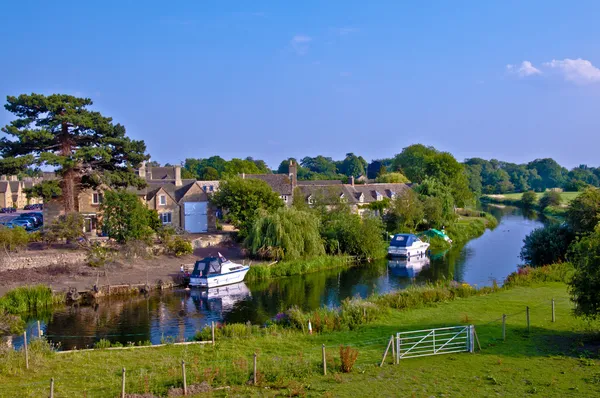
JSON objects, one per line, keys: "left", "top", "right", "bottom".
{"left": 189, "top": 254, "right": 250, "bottom": 288}
{"left": 387, "top": 233, "right": 430, "bottom": 258}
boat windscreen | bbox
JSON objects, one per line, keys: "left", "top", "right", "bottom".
{"left": 192, "top": 258, "right": 222, "bottom": 276}
{"left": 390, "top": 234, "right": 419, "bottom": 247}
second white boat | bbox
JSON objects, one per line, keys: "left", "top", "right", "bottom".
{"left": 189, "top": 255, "right": 250, "bottom": 288}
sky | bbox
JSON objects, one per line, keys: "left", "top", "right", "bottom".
{"left": 1, "top": 0, "right": 600, "bottom": 170}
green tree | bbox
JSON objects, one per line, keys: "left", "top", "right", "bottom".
{"left": 414, "top": 178, "right": 456, "bottom": 225}
{"left": 199, "top": 166, "right": 219, "bottom": 180}
{"left": 392, "top": 144, "right": 437, "bottom": 183}
{"left": 210, "top": 177, "right": 283, "bottom": 236}
{"left": 569, "top": 227, "right": 600, "bottom": 318}
{"left": 421, "top": 196, "right": 444, "bottom": 228}
{"left": 385, "top": 189, "right": 424, "bottom": 233}
{"left": 1, "top": 94, "right": 148, "bottom": 212}
{"left": 527, "top": 158, "right": 567, "bottom": 191}
{"left": 519, "top": 224, "right": 574, "bottom": 267}
{"left": 521, "top": 191, "right": 537, "bottom": 208}
{"left": 567, "top": 187, "right": 600, "bottom": 234}
{"left": 245, "top": 207, "right": 324, "bottom": 260}
{"left": 100, "top": 190, "right": 159, "bottom": 243}
{"left": 538, "top": 190, "right": 562, "bottom": 210}
{"left": 375, "top": 172, "right": 409, "bottom": 183}
{"left": 44, "top": 213, "right": 85, "bottom": 243}
{"left": 340, "top": 153, "right": 367, "bottom": 177}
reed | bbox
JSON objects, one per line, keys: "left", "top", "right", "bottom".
{"left": 246, "top": 255, "right": 355, "bottom": 282}
{"left": 0, "top": 285, "right": 65, "bottom": 315}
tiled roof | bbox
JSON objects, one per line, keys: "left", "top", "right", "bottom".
{"left": 9, "top": 181, "right": 20, "bottom": 192}
{"left": 148, "top": 167, "right": 176, "bottom": 180}
{"left": 298, "top": 183, "right": 410, "bottom": 204}
{"left": 297, "top": 180, "right": 343, "bottom": 186}
{"left": 0, "top": 181, "right": 9, "bottom": 193}
{"left": 244, "top": 174, "right": 292, "bottom": 195}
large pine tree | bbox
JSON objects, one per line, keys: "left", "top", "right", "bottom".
{"left": 0, "top": 93, "right": 149, "bottom": 212}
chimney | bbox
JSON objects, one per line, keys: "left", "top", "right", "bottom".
{"left": 137, "top": 161, "right": 146, "bottom": 179}
{"left": 288, "top": 160, "right": 297, "bottom": 188}
{"left": 174, "top": 166, "right": 182, "bottom": 186}
{"left": 349, "top": 176, "right": 354, "bottom": 186}
{"left": 9, "top": 175, "right": 17, "bottom": 181}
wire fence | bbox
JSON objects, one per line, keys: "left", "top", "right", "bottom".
{"left": 0, "top": 297, "right": 575, "bottom": 397}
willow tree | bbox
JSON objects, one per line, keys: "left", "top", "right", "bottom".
{"left": 0, "top": 94, "right": 148, "bottom": 212}
{"left": 245, "top": 207, "right": 324, "bottom": 260}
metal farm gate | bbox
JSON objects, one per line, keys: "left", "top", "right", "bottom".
{"left": 396, "top": 325, "right": 474, "bottom": 360}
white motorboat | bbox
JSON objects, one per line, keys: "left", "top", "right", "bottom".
{"left": 387, "top": 233, "right": 430, "bottom": 258}
{"left": 189, "top": 254, "right": 250, "bottom": 288}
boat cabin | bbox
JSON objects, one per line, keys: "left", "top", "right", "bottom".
{"left": 191, "top": 256, "right": 246, "bottom": 278}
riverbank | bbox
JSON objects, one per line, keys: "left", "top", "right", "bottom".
{"left": 482, "top": 192, "right": 576, "bottom": 217}
{"left": 1, "top": 274, "right": 597, "bottom": 396}
{"left": 246, "top": 255, "right": 355, "bottom": 282}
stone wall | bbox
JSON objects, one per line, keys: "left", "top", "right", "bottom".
{"left": 0, "top": 251, "right": 87, "bottom": 271}
{"left": 190, "top": 233, "right": 232, "bottom": 249}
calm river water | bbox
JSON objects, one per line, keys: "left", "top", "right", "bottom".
{"left": 20, "top": 205, "right": 546, "bottom": 350}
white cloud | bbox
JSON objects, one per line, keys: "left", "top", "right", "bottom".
{"left": 506, "top": 61, "right": 541, "bottom": 77}
{"left": 291, "top": 35, "right": 312, "bottom": 55}
{"left": 543, "top": 58, "right": 600, "bottom": 85}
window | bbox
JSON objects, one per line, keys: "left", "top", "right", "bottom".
{"left": 160, "top": 212, "right": 172, "bottom": 224}
{"left": 92, "top": 192, "right": 103, "bottom": 205}
{"left": 209, "top": 185, "right": 214, "bottom": 192}
{"left": 280, "top": 195, "right": 288, "bottom": 203}
{"left": 203, "top": 185, "right": 207, "bottom": 192}
{"left": 159, "top": 195, "right": 167, "bottom": 206}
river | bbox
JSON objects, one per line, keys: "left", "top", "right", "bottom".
{"left": 18, "top": 205, "right": 546, "bottom": 350}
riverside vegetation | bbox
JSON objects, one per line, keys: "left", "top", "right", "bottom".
{"left": 1, "top": 263, "right": 598, "bottom": 397}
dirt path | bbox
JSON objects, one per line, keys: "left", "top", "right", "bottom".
{"left": 0, "top": 243, "right": 245, "bottom": 296}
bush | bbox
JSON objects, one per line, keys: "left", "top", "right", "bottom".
{"left": 520, "top": 224, "right": 575, "bottom": 267}
{"left": 567, "top": 187, "right": 600, "bottom": 234}
{"left": 165, "top": 236, "right": 193, "bottom": 257}
{"left": 505, "top": 263, "right": 574, "bottom": 287}
{"left": 521, "top": 191, "right": 537, "bottom": 208}
{"left": 568, "top": 228, "right": 600, "bottom": 318}
{"left": 93, "top": 338, "right": 112, "bottom": 349}
{"left": 0, "top": 311, "right": 24, "bottom": 336}
{"left": 0, "top": 226, "right": 30, "bottom": 252}
{"left": 375, "top": 172, "right": 409, "bottom": 183}
{"left": 86, "top": 243, "right": 115, "bottom": 267}
{"left": 44, "top": 213, "right": 84, "bottom": 244}
{"left": 100, "top": 190, "right": 159, "bottom": 243}
{"left": 339, "top": 346, "right": 359, "bottom": 373}
{"left": 539, "top": 190, "right": 562, "bottom": 209}
{"left": 0, "top": 285, "right": 64, "bottom": 314}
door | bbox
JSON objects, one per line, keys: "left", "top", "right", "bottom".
{"left": 184, "top": 202, "right": 208, "bottom": 233}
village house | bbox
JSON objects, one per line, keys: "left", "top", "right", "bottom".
{"left": 0, "top": 175, "right": 45, "bottom": 208}
{"left": 43, "top": 164, "right": 219, "bottom": 235}
{"left": 242, "top": 161, "right": 410, "bottom": 213}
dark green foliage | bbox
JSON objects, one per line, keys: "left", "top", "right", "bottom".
{"left": 0, "top": 285, "right": 64, "bottom": 315}
{"left": 569, "top": 228, "right": 600, "bottom": 318}
{"left": 44, "top": 213, "right": 85, "bottom": 243}
{"left": 375, "top": 172, "right": 409, "bottom": 183}
{"left": 100, "top": 190, "right": 159, "bottom": 243}
{"left": 1, "top": 94, "right": 148, "bottom": 212}
{"left": 527, "top": 158, "right": 567, "bottom": 191}
{"left": 246, "top": 256, "right": 352, "bottom": 281}
{"left": 0, "top": 226, "right": 30, "bottom": 252}
{"left": 25, "top": 180, "right": 62, "bottom": 201}
{"left": 245, "top": 207, "right": 325, "bottom": 260}
{"left": 321, "top": 207, "right": 386, "bottom": 259}
{"left": 339, "top": 152, "right": 368, "bottom": 177}
{"left": 539, "top": 190, "right": 562, "bottom": 209}
{"left": 182, "top": 156, "right": 270, "bottom": 180}
{"left": 210, "top": 177, "right": 283, "bottom": 237}
{"left": 521, "top": 191, "right": 537, "bottom": 208}
{"left": 385, "top": 189, "right": 424, "bottom": 233}
{"left": 414, "top": 178, "right": 456, "bottom": 225}
{"left": 566, "top": 187, "right": 600, "bottom": 234}
{"left": 520, "top": 224, "right": 575, "bottom": 267}
{"left": 0, "top": 311, "right": 24, "bottom": 336}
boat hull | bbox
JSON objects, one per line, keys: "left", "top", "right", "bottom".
{"left": 189, "top": 266, "right": 250, "bottom": 288}
{"left": 387, "top": 243, "right": 430, "bottom": 258}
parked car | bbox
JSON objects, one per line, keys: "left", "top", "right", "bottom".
{"left": 0, "top": 207, "right": 16, "bottom": 213}
{"left": 10, "top": 219, "right": 33, "bottom": 230}
{"left": 16, "top": 214, "right": 42, "bottom": 227}
{"left": 24, "top": 204, "right": 44, "bottom": 210}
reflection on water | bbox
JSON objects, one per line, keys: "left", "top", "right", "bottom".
{"left": 20, "top": 205, "right": 545, "bottom": 350}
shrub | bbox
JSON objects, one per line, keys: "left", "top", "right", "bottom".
{"left": 86, "top": 243, "right": 115, "bottom": 267}
{"left": 375, "top": 172, "right": 409, "bottom": 183}
{"left": 505, "top": 263, "right": 574, "bottom": 287}
{"left": 521, "top": 191, "right": 537, "bottom": 208}
{"left": 520, "top": 224, "right": 575, "bottom": 267}
{"left": 339, "top": 346, "right": 359, "bottom": 373}
{"left": 539, "top": 190, "right": 562, "bottom": 209}
{"left": 0, "top": 226, "right": 30, "bottom": 252}
{"left": 568, "top": 228, "right": 600, "bottom": 318}
{"left": 166, "top": 236, "right": 193, "bottom": 257}
{"left": 0, "top": 311, "right": 24, "bottom": 336}
{"left": 567, "top": 187, "right": 600, "bottom": 234}
{"left": 0, "top": 285, "right": 64, "bottom": 314}
{"left": 93, "top": 339, "right": 112, "bottom": 349}
{"left": 100, "top": 190, "right": 159, "bottom": 244}
{"left": 44, "top": 213, "right": 84, "bottom": 244}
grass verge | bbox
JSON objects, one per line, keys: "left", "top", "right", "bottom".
{"left": 246, "top": 255, "right": 354, "bottom": 282}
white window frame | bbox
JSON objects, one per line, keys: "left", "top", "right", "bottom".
{"left": 159, "top": 195, "right": 167, "bottom": 206}
{"left": 92, "top": 192, "right": 103, "bottom": 205}
{"left": 160, "top": 212, "right": 172, "bottom": 224}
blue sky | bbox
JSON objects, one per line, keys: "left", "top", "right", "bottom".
{"left": 1, "top": 0, "right": 600, "bottom": 169}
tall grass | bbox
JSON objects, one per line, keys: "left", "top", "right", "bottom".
{"left": 246, "top": 255, "right": 354, "bottom": 282}
{"left": 0, "top": 285, "right": 65, "bottom": 315}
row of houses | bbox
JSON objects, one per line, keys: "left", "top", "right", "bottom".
{"left": 41, "top": 161, "right": 410, "bottom": 235}
{"left": 0, "top": 175, "right": 45, "bottom": 208}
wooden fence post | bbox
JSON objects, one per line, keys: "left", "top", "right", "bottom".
{"left": 211, "top": 322, "right": 215, "bottom": 347}
{"left": 37, "top": 320, "right": 41, "bottom": 339}
{"left": 322, "top": 344, "right": 327, "bottom": 375}
{"left": 552, "top": 299, "right": 555, "bottom": 323}
{"left": 50, "top": 378, "right": 54, "bottom": 398}
{"left": 182, "top": 360, "right": 187, "bottom": 396}
{"left": 502, "top": 314, "right": 506, "bottom": 341}
{"left": 391, "top": 335, "right": 397, "bottom": 364}
{"left": 526, "top": 306, "right": 530, "bottom": 333}
{"left": 24, "top": 331, "right": 29, "bottom": 370}
{"left": 380, "top": 336, "right": 393, "bottom": 367}
{"left": 253, "top": 353, "right": 258, "bottom": 385}
{"left": 121, "top": 367, "right": 126, "bottom": 398}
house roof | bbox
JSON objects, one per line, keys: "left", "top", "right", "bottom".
{"left": 0, "top": 181, "right": 9, "bottom": 193}
{"left": 244, "top": 174, "right": 292, "bottom": 195}
{"left": 9, "top": 181, "right": 20, "bottom": 192}
{"left": 297, "top": 180, "right": 343, "bottom": 186}
{"left": 144, "top": 180, "right": 202, "bottom": 203}
{"left": 298, "top": 183, "right": 410, "bottom": 204}
{"left": 149, "top": 167, "right": 177, "bottom": 180}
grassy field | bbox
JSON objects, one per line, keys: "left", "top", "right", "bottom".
{"left": 1, "top": 282, "right": 599, "bottom": 397}
{"left": 486, "top": 191, "right": 580, "bottom": 203}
